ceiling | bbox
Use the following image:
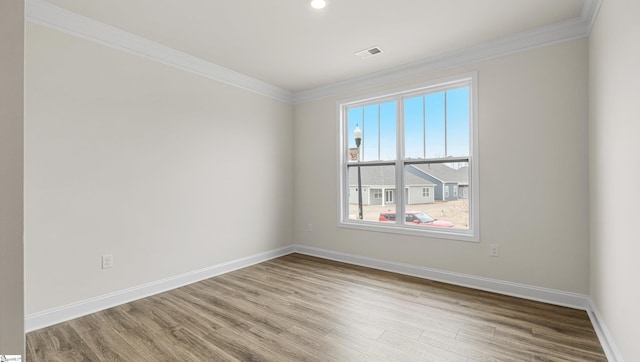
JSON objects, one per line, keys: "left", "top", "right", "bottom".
{"left": 36, "top": 0, "right": 587, "bottom": 94}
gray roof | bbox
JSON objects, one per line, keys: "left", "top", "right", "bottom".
{"left": 349, "top": 165, "right": 435, "bottom": 187}
{"left": 411, "top": 163, "right": 468, "bottom": 184}
{"left": 457, "top": 166, "right": 469, "bottom": 184}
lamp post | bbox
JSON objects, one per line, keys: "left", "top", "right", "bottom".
{"left": 354, "top": 125, "right": 363, "bottom": 220}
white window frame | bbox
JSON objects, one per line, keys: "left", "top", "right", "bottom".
{"left": 337, "top": 72, "right": 479, "bottom": 242}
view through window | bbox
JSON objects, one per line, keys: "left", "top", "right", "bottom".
{"left": 340, "top": 74, "right": 478, "bottom": 241}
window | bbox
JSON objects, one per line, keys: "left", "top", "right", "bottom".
{"left": 339, "top": 73, "right": 478, "bottom": 241}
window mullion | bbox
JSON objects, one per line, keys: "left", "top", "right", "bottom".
{"left": 423, "top": 95, "right": 426, "bottom": 159}
{"left": 342, "top": 106, "right": 350, "bottom": 223}
{"left": 378, "top": 105, "right": 381, "bottom": 161}
{"left": 444, "top": 91, "right": 448, "bottom": 157}
{"left": 361, "top": 107, "right": 365, "bottom": 160}
{"left": 404, "top": 156, "right": 469, "bottom": 165}
{"left": 396, "top": 95, "right": 405, "bottom": 226}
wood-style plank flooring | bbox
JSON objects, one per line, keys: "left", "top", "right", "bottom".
{"left": 26, "top": 254, "right": 607, "bottom": 361}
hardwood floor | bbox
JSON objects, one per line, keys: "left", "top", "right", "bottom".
{"left": 26, "top": 254, "right": 607, "bottom": 361}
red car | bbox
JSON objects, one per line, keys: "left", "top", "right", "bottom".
{"left": 379, "top": 211, "right": 455, "bottom": 228}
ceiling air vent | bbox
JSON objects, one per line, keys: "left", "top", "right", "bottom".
{"left": 355, "top": 46, "right": 383, "bottom": 60}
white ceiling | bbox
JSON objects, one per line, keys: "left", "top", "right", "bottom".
{"left": 38, "top": 0, "right": 586, "bottom": 93}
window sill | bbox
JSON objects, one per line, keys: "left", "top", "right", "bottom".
{"left": 338, "top": 220, "right": 479, "bottom": 242}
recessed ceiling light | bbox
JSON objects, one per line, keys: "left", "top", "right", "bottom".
{"left": 310, "top": 0, "right": 327, "bottom": 10}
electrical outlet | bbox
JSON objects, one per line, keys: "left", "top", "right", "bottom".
{"left": 307, "top": 223, "right": 313, "bottom": 232}
{"left": 489, "top": 244, "right": 499, "bottom": 257}
{"left": 102, "top": 254, "right": 113, "bottom": 269}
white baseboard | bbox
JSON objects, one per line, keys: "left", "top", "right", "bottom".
{"left": 26, "top": 243, "right": 622, "bottom": 362}
{"left": 294, "top": 245, "right": 627, "bottom": 359}
{"left": 25, "top": 245, "right": 295, "bottom": 332}
{"left": 293, "top": 245, "right": 590, "bottom": 310}
{"left": 586, "top": 297, "right": 624, "bottom": 362}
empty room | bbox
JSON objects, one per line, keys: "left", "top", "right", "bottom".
{"left": 1, "top": 0, "right": 638, "bottom": 361}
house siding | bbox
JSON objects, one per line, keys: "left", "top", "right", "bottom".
{"left": 407, "top": 186, "right": 435, "bottom": 204}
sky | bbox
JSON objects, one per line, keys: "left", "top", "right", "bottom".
{"left": 347, "top": 87, "right": 470, "bottom": 162}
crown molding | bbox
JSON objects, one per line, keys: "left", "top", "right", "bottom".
{"left": 25, "top": 0, "right": 601, "bottom": 106}
{"left": 25, "top": 0, "right": 294, "bottom": 104}
{"left": 582, "top": 0, "right": 604, "bottom": 34}
{"left": 293, "top": 0, "right": 602, "bottom": 104}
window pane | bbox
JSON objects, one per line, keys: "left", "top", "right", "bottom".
{"left": 363, "top": 105, "right": 379, "bottom": 161}
{"left": 404, "top": 92, "right": 448, "bottom": 159}
{"left": 347, "top": 107, "right": 363, "bottom": 153}
{"left": 379, "top": 102, "right": 396, "bottom": 160}
{"left": 404, "top": 96, "right": 424, "bottom": 159}
{"left": 405, "top": 89, "right": 469, "bottom": 159}
{"left": 425, "top": 92, "right": 446, "bottom": 158}
{"left": 347, "top": 102, "right": 396, "bottom": 162}
{"left": 348, "top": 165, "right": 396, "bottom": 222}
{"left": 404, "top": 162, "right": 469, "bottom": 229}
{"left": 445, "top": 87, "right": 470, "bottom": 157}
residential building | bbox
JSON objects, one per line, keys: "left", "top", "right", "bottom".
{"left": 348, "top": 165, "right": 436, "bottom": 205}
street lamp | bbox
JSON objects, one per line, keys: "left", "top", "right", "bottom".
{"left": 354, "top": 125, "right": 363, "bottom": 220}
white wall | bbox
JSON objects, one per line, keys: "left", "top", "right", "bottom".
{"left": 24, "top": 23, "right": 294, "bottom": 315}
{"left": 0, "top": 0, "right": 25, "bottom": 354}
{"left": 408, "top": 186, "right": 434, "bottom": 205}
{"left": 589, "top": 0, "right": 640, "bottom": 360}
{"left": 294, "top": 39, "right": 590, "bottom": 293}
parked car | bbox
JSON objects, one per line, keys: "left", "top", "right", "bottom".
{"left": 379, "top": 211, "right": 455, "bottom": 228}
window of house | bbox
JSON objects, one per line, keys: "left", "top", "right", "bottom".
{"left": 338, "top": 72, "right": 478, "bottom": 241}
